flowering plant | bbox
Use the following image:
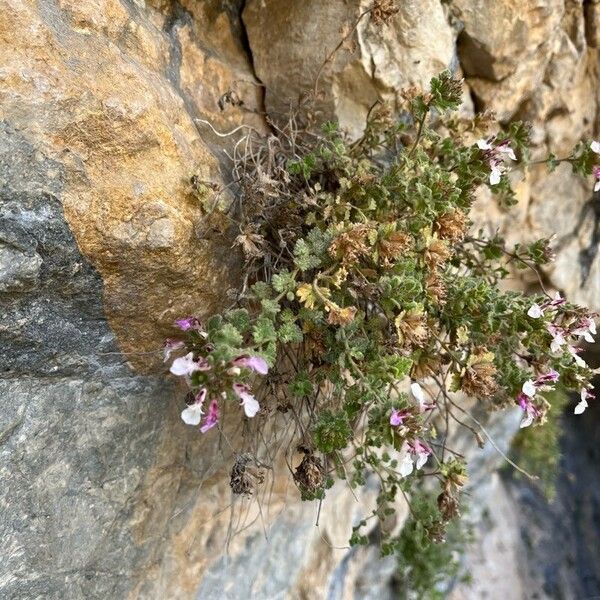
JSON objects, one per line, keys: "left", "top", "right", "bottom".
{"left": 167, "top": 73, "right": 598, "bottom": 561}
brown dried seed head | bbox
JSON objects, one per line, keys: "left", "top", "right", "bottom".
{"left": 329, "top": 224, "right": 373, "bottom": 266}
{"left": 434, "top": 210, "right": 468, "bottom": 243}
{"left": 425, "top": 271, "right": 447, "bottom": 304}
{"left": 230, "top": 453, "right": 265, "bottom": 496}
{"left": 327, "top": 305, "right": 358, "bottom": 326}
{"left": 461, "top": 360, "right": 498, "bottom": 398}
{"left": 379, "top": 231, "right": 411, "bottom": 262}
{"left": 395, "top": 310, "right": 429, "bottom": 348}
{"left": 424, "top": 238, "right": 451, "bottom": 267}
{"left": 294, "top": 453, "right": 324, "bottom": 493}
{"left": 437, "top": 490, "right": 461, "bottom": 521}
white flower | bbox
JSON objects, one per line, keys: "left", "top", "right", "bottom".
{"left": 574, "top": 398, "right": 588, "bottom": 415}
{"left": 180, "top": 388, "right": 207, "bottom": 425}
{"left": 527, "top": 303, "right": 543, "bottom": 319}
{"left": 476, "top": 139, "right": 493, "bottom": 151}
{"left": 547, "top": 324, "right": 566, "bottom": 353}
{"left": 520, "top": 412, "right": 535, "bottom": 429}
{"left": 575, "top": 389, "right": 594, "bottom": 415}
{"left": 489, "top": 166, "right": 502, "bottom": 185}
{"left": 498, "top": 144, "right": 517, "bottom": 161}
{"left": 567, "top": 345, "right": 587, "bottom": 368}
{"left": 410, "top": 381, "right": 425, "bottom": 404}
{"left": 412, "top": 381, "right": 435, "bottom": 412}
{"left": 522, "top": 379, "right": 537, "bottom": 398}
{"left": 572, "top": 318, "right": 596, "bottom": 344}
{"left": 170, "top": 353, "right": 202, "bottom": 376}
{"left": 590, "top": 140, "right": 600, "bottom": 154}
{"left": 399, "top": 453, "right": 414, "bottom": 477}
{"left": 233, "top": 383, "right": 261, "bottom": 418}
{"left": 181, "top": 403, "right": 203, "bottom": 425}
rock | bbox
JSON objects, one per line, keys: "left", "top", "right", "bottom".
{"left": 0, "top": 0, "right": 269, "bottom": 371}
{"left": 243, "top": 0, "right": 455, "bottom": 138}
{"left": 1, "top": 0, "right": 600, "bottom": 598}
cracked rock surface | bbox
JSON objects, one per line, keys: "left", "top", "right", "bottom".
{"left": 0, "top": 0, "right": 599, "bottom": 598}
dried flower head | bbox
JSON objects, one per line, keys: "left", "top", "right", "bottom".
{"left": 424, "top": 238, "right": 451, "bottom": 268}
{"left": 230, "top": 453, "right": 265, "bottom": 496}
{"left": 329, "top": 224, "right": 373, "bottom": 266}
{"left": 379, "top": 231, "right": 411, "bottom": 262}
{"left": 395, "top": 309, "right": 429, "bottom": 348}
{"left": 327, "top": 305, "right": 358, "bottom": 326}
{"left": 460, "top": 353, "right": 498, "bottom": 398}
{"left": 434, "top": 210, "right": 468, "bottom": 244}
{"left": 294, "top": 450, "right": 324, "bottom": 494}
{"left": 425, "top": 271, "right": 447, "bottom": 304}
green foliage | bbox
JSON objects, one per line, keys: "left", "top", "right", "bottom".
{"left": 166, "top": 72, "right": 598, "bottom": 582}
{"left": 313, "top": 410, "right": 353, "bottom": 454}
{"left": 510, "top": 390, "right": 571, "bottom": 499}
{"left": 395, "top": 492, "right": 470, "bottom": 599}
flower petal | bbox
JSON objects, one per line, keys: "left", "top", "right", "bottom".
{"left": 170, "top": 353, "right": 198, "bottom": 376}
{"left": 200, "top": 399, "right": 220, "bottom": 433}
{"left": 590, "top": 140, "right": 600, "bottom": 154}
{"left": 410, "top": 382, "right": 425, "bottom": 404}
{"left": 574, "top": 399, "right": 588, "bottom": 415}
{"left": 242, "top": 394, "right": 260, "bottom": 418}
{"left": 232, "top": 355, "right": 269, "bottom": 375}
{"left": 181, "top": 403, "right": 203, "bottom": 426}
{"left": 399, "top": 453, "right": 414, "bottom": 477}
{"left": 522, "top": 379, "right": 536, "bottom": 397}
{"left": 527, "top": 303, "right": 543, "bottom": 319}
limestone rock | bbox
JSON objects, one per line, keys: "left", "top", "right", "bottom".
{"left": 243, "top": 0, "right": 455, "bottom": 137}
{"left": 2, "top": 0, "right": 600, "bottom": 598}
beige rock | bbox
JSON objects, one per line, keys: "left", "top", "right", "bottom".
{"left": 244, "top": 0, "right": 455, "bottom": 138}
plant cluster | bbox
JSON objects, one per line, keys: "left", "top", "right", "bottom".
{"left": 166, "top": 73, "right": 598, "bottom": 568}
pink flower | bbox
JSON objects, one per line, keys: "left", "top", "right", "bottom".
{"left": 174, "top": 316, "right": 202, "bottom": 331}
{"left": 398, "top": 440, "right": 432, "bottom": 477}
{"left": 477, "top": 138, "right": 516, "bottom": 185}
{"left": 232, "top": 355, "right": 269, "bottom": 375}
{"left": 408, "top": 439, "right": 432, "bottom": 469}
{"left": 547, "top": 323, "right": 567, "bottom": 353}
{"left": 593, "top": 166, "right": 600, "bottom": 192}
{"left": 170, "top": 353, "right": 211, "bottom": 377}
{"left": 572, "top": 317, "right": 596, "bottom": 344}
{"left": 534, "top": 370, "right": 559, "bottom": 386}
{"left": 200, "top": 399, "right": 220, "bottom": 433}
{"left": 390, "top": 408, "right": 411, "bottom": 426}
{"left": 518, "top": 392, "right": 540, "bottom": 428}
{"left": 181, "top": 388, "right": 206, "bottom": 426}
{"left": 163, "top": 339, "right": 185, "bottom": 362}
{"left": 233, "top": 383, "right": 260, "bottom": 417}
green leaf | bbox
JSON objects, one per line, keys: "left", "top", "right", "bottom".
{"left": 252, "top": 317, "right": 277, "bottom": 345}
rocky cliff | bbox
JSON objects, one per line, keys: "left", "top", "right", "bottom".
{"left": 1, "top": 1, "right": 598, "bottom": 598}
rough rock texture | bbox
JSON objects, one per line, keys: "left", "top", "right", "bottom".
{"left": 1, "top": 0, "right": 600, "bottom": 599}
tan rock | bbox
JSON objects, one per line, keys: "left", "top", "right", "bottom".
{"left": 0, "top": 0, "right": 269, "bottom": 370}
{"left": 243, "top": 0, "right": 455, "bottom": 138}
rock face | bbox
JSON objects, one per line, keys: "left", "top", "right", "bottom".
{"left": 0, "top": 0, "right": 599, "bottom": 599}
